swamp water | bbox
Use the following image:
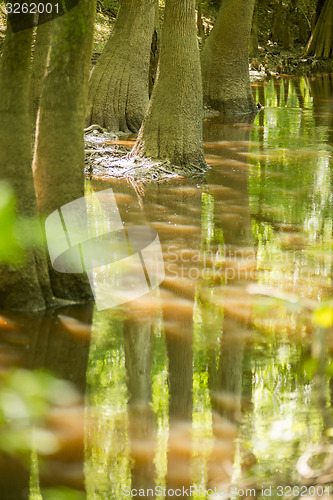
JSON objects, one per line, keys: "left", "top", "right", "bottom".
{"left": 0, "top": 74, "right": 332, "bottom": 500}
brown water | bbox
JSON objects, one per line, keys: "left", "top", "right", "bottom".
{"left": 0, "top": 74, "right": 332, "bottom": 500}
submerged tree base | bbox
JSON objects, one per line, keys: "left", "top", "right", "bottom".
{"left": 84, "top": 128, "right": 208, "bottom": 181}
{"left": 89, "top": 155, "right": 207, "bottom": 181}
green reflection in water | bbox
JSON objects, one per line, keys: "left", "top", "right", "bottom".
{"left": 242, "top": 339, "right": 329, "bottom": 488}
{"left": 85, "top": 311, "right": 130, "bottom": 499}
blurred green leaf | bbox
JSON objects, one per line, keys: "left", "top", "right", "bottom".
{"left": 312, "top": 304, "right": 333, "bottom": 329}
{"left": 0, "top": 369, "right": 81, "bottom": 456}
{"left": 0, "top": 182, "right": 25, "bottom": 264}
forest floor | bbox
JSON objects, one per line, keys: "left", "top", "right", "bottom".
{"left": 249, "top": 42, "right": 333, "bottom": 77}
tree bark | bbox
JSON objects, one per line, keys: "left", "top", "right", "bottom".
{"left": 0, "top": 23, "right": 53, "bottom": 311}
{"left": 272, "top": 0, "right": 283, "bottom": 43}
{"left": 201, "top": 0, "right": 257, "bottom": 115}
{"left": 32, "top": 0, "right": 96, "bottom": 301}
{"left": 130, "top": 0, "right": 207, "bottom": 172}
{"left": 86, "top": 0, "right": 156, "bottom": 133}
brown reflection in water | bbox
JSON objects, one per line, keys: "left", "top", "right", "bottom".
{"left": 0, "top": 305, "right": 93, "bottom": 499}
{"left": 204, "top": 115, "right": 257, "bottom": 485}
{"left": 89, "top": 112, "right": 258, "bottom": 495}
{"left": 141, "top": 180, "right": 200, "bottom": 495}
{"left": 284, "top": 79, "right": 290, "bottom": 106}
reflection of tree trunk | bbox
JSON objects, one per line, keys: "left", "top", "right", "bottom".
{"left": 218, "top": 319, "right": 244, "bottom": 421}
{"left": 124, "top": 321, "right": 152, "bottom": 404}
{"left": 28, "top": 306, "right": 93, "bottom": 392}
{"left": 0, "top": 455, "right": 30, "bottom": 500}
{"left": 259, "top": 84, "right": 265, "bottom": 127}
{"left": 124, "top": 320, "right": 156, "bottom": 493}
{"left": 167, "top": 331, "right": 193, "bottom": 421}
{"left": 205, "top": 122, "right": 253, "bottom": 421}
{"left": 312, "top": 326, "right": 330, "bottom": 431}
{"left": 30, "top": 307, "right": 92, "bottom": 490}
{"left": 284, "top": 79, "right": 290, "bottom": 106}
{"left": 205, "top": 117, "right": 254, "bottom": 246}
{"left": 307, "top": 74, "right": 333, "bottom": 144}
{"left": 165, "top": 320, "right": 193, "bottom": 495}
{"left": 141, "top": 182, "right": 199, "bottom": 493}
{"left": 274, "top": 79, "right": 281, "bottom": 107}
{"left": 0, "top": 306, "right": 93, "bottom": 497}
{"left": 292, "top": 79, "right": 304, "bottom": 108}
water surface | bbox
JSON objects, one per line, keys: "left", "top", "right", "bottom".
{"left": 0, "top": 74, "right": 332, "bottom": 500}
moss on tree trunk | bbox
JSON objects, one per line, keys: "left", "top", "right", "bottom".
{"left": 130, "top": 0, "right": 207, "bottom": 173}
{"left": 201, "top": 0, "right": 257, "bottom": 115}
{"left": 33, "top": 0, "right": 96, "bottom": 302}
{"left": 86, "top": 0, "right": 156, "bottom": 133}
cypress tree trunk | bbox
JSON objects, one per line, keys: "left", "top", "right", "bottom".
{"left": 130, "top": 0, "right": 207, "bottom": 173}
{"left": 272, "top": 0, "right": 283, "bottom": 43}
{"left": 303, "top": 0, "right": 333, "bottom": 59}
{"left": 201, "top": 0, "right": 257, "bottom": 115}
{"left": 33, "top": 0, "right": 96, "bottom": 301}
{"left": 249, "top": 0, "right": 258, "bottom": 57}
{"left": 86, "top": 0, "right": 156, "bottom": 133}
{"left": 0, "top": 24, "right": 53, "bottom": 311}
